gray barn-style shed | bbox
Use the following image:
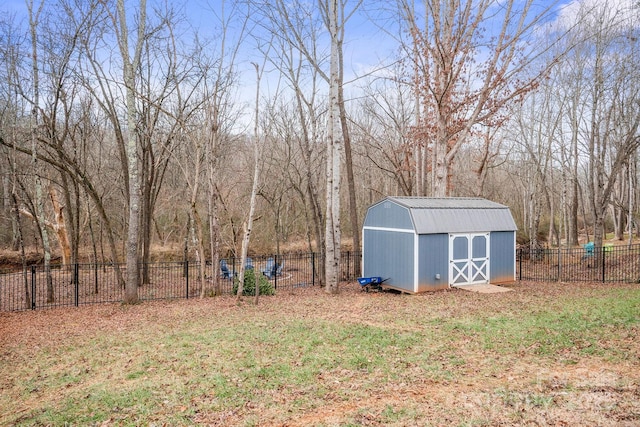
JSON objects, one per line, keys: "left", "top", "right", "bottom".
{"left": 362, "top": 197, "right": 517, "bottom": 293}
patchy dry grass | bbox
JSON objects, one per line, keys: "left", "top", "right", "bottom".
{"left": 1, "top": 281, "right": 639, "bottom": 426}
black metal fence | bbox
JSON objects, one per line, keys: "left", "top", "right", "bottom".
{"left": 4, "top": 245, "right": 638, "bottom": 312}
{"left": 516, "top": 243, "right": 640, "bottom": 283}
{"left": 0, "top": 251, "right": 362, "bottom": 312}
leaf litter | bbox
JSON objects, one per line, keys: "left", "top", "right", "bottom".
{"left": 1, "top": 281, "right": 639, "bottom": 426}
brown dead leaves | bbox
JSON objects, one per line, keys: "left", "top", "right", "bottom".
{"left": 1, "top": 281, "right": 639, "bottom": 426}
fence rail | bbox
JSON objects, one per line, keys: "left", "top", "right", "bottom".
{"left": 0, "top": 251, "right": 362, "bottom": 312}
{"left": 516, "top": 243, "right": 640, "bottom": 283}
{"left": 3, "top": 245, "right": 638, "bottom": 312}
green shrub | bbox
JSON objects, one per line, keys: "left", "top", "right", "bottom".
{"left": 233, "top": 269, "right": 275, "bottom": 296}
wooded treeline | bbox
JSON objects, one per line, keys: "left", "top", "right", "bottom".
{"left": 0, "top": 0, "right": 638, "bottom": 299}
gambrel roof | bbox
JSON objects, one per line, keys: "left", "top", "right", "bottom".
{"left": 371, "top": 197, "right": 517, "bottom": 234}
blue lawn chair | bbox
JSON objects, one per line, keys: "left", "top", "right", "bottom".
{"left": 220, "top": 259, "right": 233, "bottom": 279}
{"left": 262, "top": 258, "right": 284, "bottom": 279}
{"left": 262, "top": 258, "right": 275, "bottom": 278}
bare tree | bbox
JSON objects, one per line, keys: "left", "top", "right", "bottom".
{"left": 510, "top": 85, "right": 562, "bottom": 254}
{"left": 251, "top": 0, "right": 362, "bottom": 292}
{"left": 236, "top": 62, "right": 264, "bottom": 303}
{"left": 325, "top": 0, "right": 363, "bottom": 272}
{"left": 135, "top": 5, "right": 207, "bottom": 285}
{"left": 323, "top": 0, "right": 343, "bottom": 293}
{"left": 354, "top": 72, "right": 416, "bottom": 196}
{"left": 250, "top": 0, "right": 327, "bottom": 281}
{"left": 502, "top": 0, "right": 640, "bottom": 252}
{"left": 113, "top": 0, "right": 147, "bottom": 304}
{"left": 555, "top": 49, "right": 587, "bottom": 247}
{"left": 202, "top": 0, "right": 248, "bottom": 297}
{"left": 399, "top": 0, "right": 560, "bottom": 196}
{"left": 580, "top": 2, "right": 640, "bottom": 251}
{"left": 0, "top": 14, "right": 30, "bottom": 309}
{"left": 27, "top": 0, "right": 56, "bottom": 302}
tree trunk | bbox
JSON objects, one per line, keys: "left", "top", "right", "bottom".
{"left": 629, "top": 159, "right": 636, "bottom": 246}
{"left": 141, "top": 167, "right": 153, "bottom": 285}
{"left": 324, "top": 0, "right": 342, "bottom": 294}
{"left": 28, "top": 0, "right": 54, "bottom": 303}
{"left": 337, "top": 63, "right": 360, "bottom": 268}
{"left": 293, "top": 83, "right": 324, "bottom": 285}
{"left": 568, "top": 174, "right": 579, "bottom": 246}
{"left": 124, "top": 80, "right": 141, "bottom": 304}
{"left": 190, "top": 205, "right": 206, "bottom": 296}
{"left": 87, "top": 194, "right": 99, "bottom": 293}
{"left": 205, "top": 109, "right": 222, "bottom": 298}
{"left": 48, "top": 186, "right": 71, "bottom": 267}
{"left": 432, "top": 139, "right": 449, "bottom": 197}
{"left": 117, "top": 0, "right": 147, "bottom": 304}
{"left": 237, "top": 62, "right": 263, "bottom": 304}
{"left": 548, "top": 190, "right": 558, "bottom": 246}
{"left": 207, "top": 185, "right": 221, "bottom": 297}
{"left": 187, "top": 142, "right": 206, "bottom": 299}
{"left": 592, "top": 210, "right": 606, "bottom": 270}
{"left": 3, "top": 174, "right": 19, "bottom": 251}
{"left": 11, "top": 192, "right": 29, "bottom": 309}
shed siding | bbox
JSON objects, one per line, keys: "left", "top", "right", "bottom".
{"left": 363, "top": 229, "right": 415, "bottom": 292}
{"left": 363, "top": 197, "right": 517, "bottom": 293}
{"left": 363, "top": 200, "right": 413, "bottom": 230}
{"left": 417, "top": 234, "right": 449, "bottom": 291}
{"left": 489, "top": 231, "right": 516, "bottom": 284}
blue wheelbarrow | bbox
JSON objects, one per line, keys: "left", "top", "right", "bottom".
{"left": 357, "top": 276, "right": 388, "bottom": 292}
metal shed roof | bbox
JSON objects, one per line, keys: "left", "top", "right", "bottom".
{"left": 384, "top": 196, "right": 517, "bottom": 234}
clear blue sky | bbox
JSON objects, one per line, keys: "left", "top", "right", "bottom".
{"left": 1, "top": 0, "right": 587, "bottom": 108}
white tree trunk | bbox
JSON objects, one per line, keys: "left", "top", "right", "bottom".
{"left": 188, "top": 142, "right": 206, "bottom": 298}
{"left": 324, "top": 0, "right": 342, "bottom": 294}
{"left": 237, "top": 63, "right": 263, "bottom": 303}
{"left": 117, "top": 0, "right": 147, "bottom": 304}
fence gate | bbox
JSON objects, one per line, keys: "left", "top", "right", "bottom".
{"left": 449, "top": 233, "right": 490, "bottom": 286}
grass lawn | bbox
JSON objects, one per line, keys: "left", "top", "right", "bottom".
{"left": 1, "top": 281, "right": 639, "bottom": 426}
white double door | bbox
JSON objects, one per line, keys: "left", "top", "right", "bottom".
{"left": 449, "top": 233, "right": 489, "bottom": 286}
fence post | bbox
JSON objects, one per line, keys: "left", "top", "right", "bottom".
{"left": 185, "top": 261, "right": 189, "bottom": 299}
{"left": 274, "top": 255, "right": 278, "bottom": 290}
{"left": 74, "top": 264, "right": 79, "bottom": 307}
{"left": 346, "top": 251, "right": 350, "bottom": 280}
{"left": 94, "top": 262, "right": 98, "bottom": 294}
{"left": 31, "top": 265, "right": 36, "bottom": 310}
{"left": 311, "top": 253, "right": 315, "bottom": 287}
{"left": 518, "top": 248, "right": 522, "bottom": 281}
{"left": 557, "top": 247, "right": 561, "bottom": 282}
{"left": 602, "top": 246, "right": 606, "bottom": 283}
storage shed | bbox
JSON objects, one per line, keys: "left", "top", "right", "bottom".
{"left": 361, "top": 197, "right": 517, "bottom": 293}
